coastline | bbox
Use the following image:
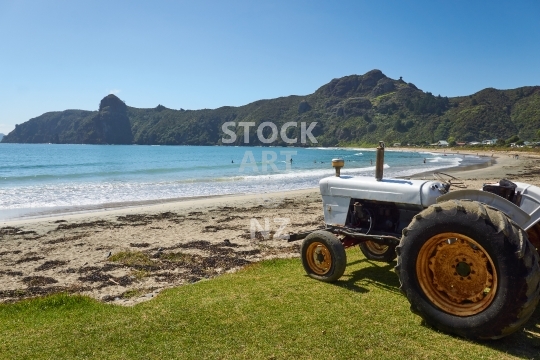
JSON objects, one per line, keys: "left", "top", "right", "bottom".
{"left": 1, "top": 148, "right": 539, "bottom": 305}
{"left": 0, "top": 146, "right": 497, "bottom": 225}
{"left": 1, "top": 188, "right": 318, "bottom": 229}
{"left": 403, "top": 147, "right": 540, "bottom": 190}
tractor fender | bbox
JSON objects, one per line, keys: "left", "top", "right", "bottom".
{"left": 436, "top": 189, "right": 530, "bottom": 229}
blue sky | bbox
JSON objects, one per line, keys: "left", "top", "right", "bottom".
{"left": 1, "top": 0, "right": 539, "bottom": 135}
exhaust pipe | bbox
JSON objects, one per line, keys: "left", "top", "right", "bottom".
{"left": 375, "top": 141, "right": 385, "bottom": 181}
{"left": 332, "top": 158, "right": 344, "bottom": 177}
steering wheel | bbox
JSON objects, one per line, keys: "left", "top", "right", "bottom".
{"left": 433, "top": 172, "right": 467, "bottom": 189}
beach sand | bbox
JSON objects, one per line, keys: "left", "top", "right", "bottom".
{"left": 1, "top": 149, "right": 539, "bottom": 305}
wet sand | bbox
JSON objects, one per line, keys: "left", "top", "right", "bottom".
{"left": 1, "top": 149, "right": 539, "bottom": 305}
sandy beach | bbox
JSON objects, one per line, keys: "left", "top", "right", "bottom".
{"left": 1, "top": 148, "right": 539, "bottom": 305}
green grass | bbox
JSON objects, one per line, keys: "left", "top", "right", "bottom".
{"left": 120, "top": 288, "right": 148, "bottom": 299}
{"left": 1, "top": 249, "right": 539, "bottom": 359}
{"left": 108, "top": 251, "right": 154, "bottom": 266}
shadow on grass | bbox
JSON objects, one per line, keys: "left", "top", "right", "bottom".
{"left": 483, "top": 305, "right": 540, "bottom": 358}
{"left": 332, "top": 258, "right": 401, "bottom": 294}
{"left": 413, "top": 307, "right": 540, "bottom": 358}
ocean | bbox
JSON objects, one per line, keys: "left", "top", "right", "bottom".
{"left": 0, "top": 144, "right": 490, "bottom": 221}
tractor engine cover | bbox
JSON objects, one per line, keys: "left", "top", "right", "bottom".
{"left": 320, "top": 175, "right": 447, "bottom": 226}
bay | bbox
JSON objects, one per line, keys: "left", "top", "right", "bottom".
{"left": 0, "top": 144, "right": 489, "bottom": 220}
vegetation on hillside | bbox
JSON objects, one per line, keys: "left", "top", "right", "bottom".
{"left": 3, "top": 70, "right": 540, "bottom": 146}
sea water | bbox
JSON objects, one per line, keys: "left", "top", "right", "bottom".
{"left": 0, "top": 144, "right": 489, "bottom": 220}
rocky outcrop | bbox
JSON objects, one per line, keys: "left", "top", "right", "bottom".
{"left": 1, "top": 95, "right": 132, "bottom": 144}
{"left": 93, "top": 94, "right": 133, "bottom": 144}
{"left": 315, "top": 69, "right": 389, "bottom": 98}
{"left": 359, "top": 69, "right": 385, "bottom": 92}
{"left": 371, "top": 78, "right": 396, "bottom": 96}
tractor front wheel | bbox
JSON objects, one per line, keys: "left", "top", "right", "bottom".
{"left": 301, "top": 230, "right": 346, "bottom": 282}
{"left": 395, "top": 200, "right": 540, "bottom": 339}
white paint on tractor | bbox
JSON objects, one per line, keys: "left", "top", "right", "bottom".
{"left": 320, "top": 175, "right": 446, "bottom": 226}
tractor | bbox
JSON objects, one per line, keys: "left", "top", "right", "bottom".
{"left": 288, "top": 142, "right": 540, "bottom": 339}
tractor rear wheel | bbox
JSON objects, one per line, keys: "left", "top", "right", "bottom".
{"left": 359, "top": 241, "right": 397, "bottom": 263}
{"left": 301, "top": 230, "right": 346, "bottom": 282}
{"left": 395, "top": 200, "right": 540, "bottom": 339}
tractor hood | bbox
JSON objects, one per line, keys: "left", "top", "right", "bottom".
{"left": 320, "top": 175, "right": 446, "bottom": 207}
{"left": 319, "top": 175, "right": 447, "bottom": 226}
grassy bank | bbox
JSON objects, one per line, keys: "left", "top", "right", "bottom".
{"left": 1, "top": 249, "right": 539, "bottom": 359}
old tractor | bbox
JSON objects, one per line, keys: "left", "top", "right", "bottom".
{"left": 289, "top": 142, "right": 540, "bottom": 339}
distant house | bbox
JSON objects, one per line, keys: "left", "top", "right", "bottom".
{"left": 468, "top": 141, "right": 480, "bottom": 146}
{"left": 456, "top": 142, "right": 467, "bottom": 147}
{"left": 393, "top": 142, "right": 401, "bottom": 147}
{"left": 431, "top": 140, "right": 449, "bottom": 147}
{"left": 482, "top": 139, "right": 498, "bottom": 145}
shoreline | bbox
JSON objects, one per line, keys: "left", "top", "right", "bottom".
{"left": 1, "top": 188, "right": 318, "bottom": 229}
{"left": 405, "top": 147, "right": 540, "bottom": 182}
{"left": 1, "top": 147, "right": 499, "bottom": 225}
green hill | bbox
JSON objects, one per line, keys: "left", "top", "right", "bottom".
{"left": 3, "top": 70, "right": 540, "bottom": 146}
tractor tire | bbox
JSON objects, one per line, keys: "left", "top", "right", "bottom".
{"left": 359, "top": 241, "right": 397, "bottom": 263}
{"left": 395, "top": 199, "right": 540, "bottom": 339}
{"left": 301, "top": 230, "right": 346, "bottom": 282}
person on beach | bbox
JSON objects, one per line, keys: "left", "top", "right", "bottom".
{"left": 423, "top": 158, "right": 426, "bottom": 163}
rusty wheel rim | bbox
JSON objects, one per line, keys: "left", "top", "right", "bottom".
{"left": 416, "top": 232, "right": 498, "bottom": 316}
{"left": 364, "top": 241, "right": 389, "bottom": 255}
{"left": 306, "top": 242, "right": 332, "bottom": 275}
